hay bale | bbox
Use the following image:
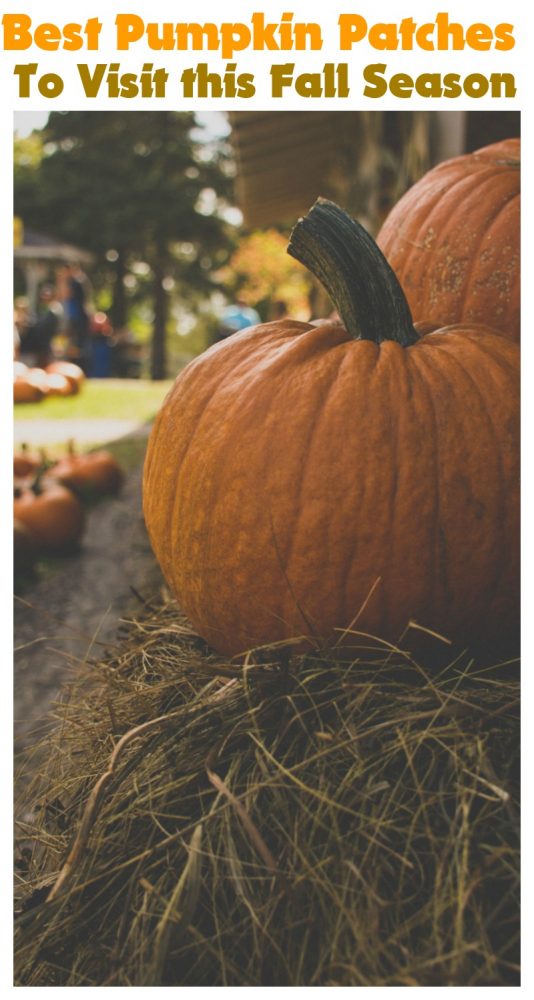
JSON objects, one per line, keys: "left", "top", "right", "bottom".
{"left": 14, "top": 598, "right": 519, "bottom": 986}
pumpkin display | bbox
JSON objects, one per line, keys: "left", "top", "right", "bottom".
{"left": 14, "top": 472, "right": 85, "bottom": 550}
{"left": 52, "top": 442, "right": 124, "bottom": 498}
{"left": 143, "top": 199, "right": 519, "bottom": 658}
{"left": 46, "top": 361, "right": 85, "bottom": 394}
{"left": 376, "top": 138, "right": 520, "bottom": 341}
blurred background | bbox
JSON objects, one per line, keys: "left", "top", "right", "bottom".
{"left": 14, "top": 109, "right": 519, "bottom": 381}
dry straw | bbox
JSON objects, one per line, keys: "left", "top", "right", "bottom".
{"left": 14, "top": 597, "right": 519, "bottom": 986}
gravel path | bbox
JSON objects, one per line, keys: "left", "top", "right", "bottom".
{"left": 14, "top": 419, "right": 149, "bottom": 447}
{"left": 14, "top": 461, "right": 164, "bottom": 757}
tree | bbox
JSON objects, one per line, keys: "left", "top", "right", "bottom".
{"left": 14, "top": 112, "right": 236, "bottom": 378}
{"left": 218, "top": 229, "right": 312, "bottom": 320}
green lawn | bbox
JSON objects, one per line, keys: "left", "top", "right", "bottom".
{"left": 14, "top": 378, "right": 175, "bottom": 422}
{"left": 14, "top": 378, "right": 177, "bottom": 465}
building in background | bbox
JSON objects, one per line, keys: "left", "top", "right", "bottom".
{"left": 227, "top": 110, "right": 519, "bottom": 232}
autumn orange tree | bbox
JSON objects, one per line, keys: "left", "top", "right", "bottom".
{"left": 219, "top": 229, "right": 312, "bottom": 320}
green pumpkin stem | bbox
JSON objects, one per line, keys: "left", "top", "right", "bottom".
{"left": 287, "top": 198, "right": 419, "bottom": 347}
{"left": 32, "top": 467, "right": 48, "bottom": 496}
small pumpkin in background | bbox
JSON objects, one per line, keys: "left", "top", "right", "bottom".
{"left": 46, "top": 361, "right": 85, "bottom": 395}
{"left": 14, "top": 371, "right": 45, "bottom": 404}
{"left": 14, "top": 443, "right": 41, "bottom": 479}
{"left": 376, "top": 138, "right": 520, "bottom": 340}
{"left": 26, "top": 368, "right": 51, "bottom": 395}
{"left": 144, "top": 199, "right": 519, "bottom": 658}
{"left": 44, "top": 372, "right": 72, "bottom": 397}
{"left": 52, "top": 442, "right": 124, "bottom": 499}
{"left": 14, "top": 471, "right": 85, "bottom": 551}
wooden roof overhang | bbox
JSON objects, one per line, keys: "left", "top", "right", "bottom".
{"left": 227, "top": 111, "right": 362, "bottom": 228}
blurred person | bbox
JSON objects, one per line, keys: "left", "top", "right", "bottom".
{"left": 19, "top": 285, "right": 63, "bottom": 368}
{"left": 89, "top": 312, "right": 113, "bottom": 377}
{"left": 217, "top": 296, "right": 260, "bottom": 341}
{"left": 13, "top": 297, "right": 31, "bottom": 360}
{"left": 57, "top": 263, "right": 92, "bottom": 372}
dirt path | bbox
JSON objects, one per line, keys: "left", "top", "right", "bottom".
{"left": 14, "top": 460, "right": 164, "bottom": 757}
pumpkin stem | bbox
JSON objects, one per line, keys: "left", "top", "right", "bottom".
{"left": 287, "top": 198, "right": 419, "bottom": 346}
{"left": 32, "top": 467, "right": 48, "bottom": 496}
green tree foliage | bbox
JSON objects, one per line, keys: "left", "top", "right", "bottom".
{"left": 14, "top": 112, "right": 236, "bottom": 378}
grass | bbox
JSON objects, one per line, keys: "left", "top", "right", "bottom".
{"left": 14, "top": 598, "right": 520, "bottom": 987}
{"left": 14, "top": 378, "right": 175, "bottom": 423}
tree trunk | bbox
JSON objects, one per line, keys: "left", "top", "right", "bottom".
{"left": 111, "top": 249, "right": 127, "bottom": 329}
{"left": 151, "top": 257, "right": 167, "bottom": 380}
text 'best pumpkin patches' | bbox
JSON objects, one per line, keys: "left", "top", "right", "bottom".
{"left": 143, "top": 199, "right": 519, "bottom": 658}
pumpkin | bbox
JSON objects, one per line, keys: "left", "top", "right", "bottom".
{"left": 14, "top": 472, "right": 85, "bottom": 550}
{"left": 376, "top": 138, "right": 520, "bottom": 341}
{"left": 27, "top": 368, "right": 52, "bottom": 394}
{"left": 143, "top": 199, "right": 519, "bottom": 657}
{"left": 46, "top": 361, "right": 85, "bottom": 394}
{"left": 44, "top": 372, "right": 72, "bottom": 397}
{"left": 13, "top": 370, "right": 45, "bottom": 403}
{"left": 52, "top": 442, "right": 124, "bottom": 498}
{"left": 14, "top": 443, "right": 41, "bottom": 479}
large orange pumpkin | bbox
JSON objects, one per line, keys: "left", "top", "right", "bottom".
{"left": 376, "top": 139, "right": 520, "bottom": 341}
{"left": 143, "top": 200, "right": 519, "bottom": 657}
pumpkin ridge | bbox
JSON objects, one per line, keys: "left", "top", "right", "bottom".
{"left": 405, "top": 347, "right": 447, "bottom": 617}
{"left": 423, "top": 340, "right": 508, "bottom": 609}
{"left": 248, "top": 335, "right": 360, "bottom": 637}
{"left": 429, "top": 327, "right": 518, "bottom": 375}
{"left": 160, "top": 330, "right": 330, "bottom": 636}
{"left": 409, "top": 335, "right": 517, "bottom": 636}
{"left": 450, "top": 186, "right": 520, "bottom": 322}
{"left": 149, "top": 377, "right": 216, "bottom": 596}
{"left": 386, "top": 169, "right": 488, "bottom": 261}
{"left": 341, "top": 345, "right": 400, "bottom": 631}
{"left": 399, "top": 170, "right": 511, "bottom": 281}
{"left": 337, "top": 345, "right": 382, "bottom": 622}
{"left": 386, "top": 163, "right": 498, "bottom": 263}
{"left": 377, "top": 347, "right": 402, "bottom": 630}
{"left": 266, "top": 508, "right": 321, "bottom": 644}
{"left": 278, "top": 348, "right": 346, "bottom": 601}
